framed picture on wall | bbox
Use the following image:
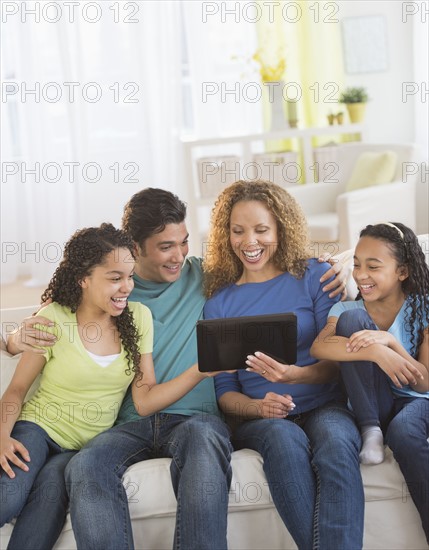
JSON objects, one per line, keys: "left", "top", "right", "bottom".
{"left": 341, "top": 15, "right": 389, "bottom": 74}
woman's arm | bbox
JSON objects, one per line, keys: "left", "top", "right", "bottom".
{"left": 131, "top": 353, "right": 214, "bottom": 417}
{"left": 0, "top": 352, "right": 46, "bottom": 478}
{"left": 245, "top": 352, "right": 339, "bottom": 384}
{"left": 218, "top": 390, "right": 295, "bottom": 420}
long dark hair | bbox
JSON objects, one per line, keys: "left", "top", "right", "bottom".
{"left": 41, "top": 223, "right": 141, "bottom": 377}
{"left": 357, "top": 222, "right": 429, "bottom": 356}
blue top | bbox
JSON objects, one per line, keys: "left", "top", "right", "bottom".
{"left": 205, "top": 259, "right": 342, "bottom": 414}
{"left": 329, "top": 298, "right": 429, "bottom": 399}
{"left": 116, "top": 257, "right": 220, "bottom": 424}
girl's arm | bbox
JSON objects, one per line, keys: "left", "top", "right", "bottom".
{"left": 0, "top": 352, "right": 46, "bottom": 478}
{"left": 245, "top": 353, "right": 339, "bottom": 384}
{"left": 218, "top": 391, "right": 295, "bottom": 420}
{"left": 311, "top": 317, "right": 424, "bottom": 389}
{"left": 414, "top": 329, "right": 429, "bottom": 393}
{"left": 131, "top": 353, "right": 214, "bottom": 417}
{"left": 347, "top": 327, "right": 429, "bottom": 393}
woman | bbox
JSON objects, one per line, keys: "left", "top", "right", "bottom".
{"left": 203, "top": 180, "right": 364, "bottom": 550}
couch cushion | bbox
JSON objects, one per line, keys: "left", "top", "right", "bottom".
{"left": 1, "top": 447, "right": 427, "bottom": 550}
{"left": 361, "top": 447, "right": 409, "bottom": 502}
{"left": 346, "top": 151, "right": 397, "bottom": 192}
{"left": 306, "top": 212, "right": 339, "bottom": 242}
{"left": 123, "top": 447, "right": 411, "bottom": 523}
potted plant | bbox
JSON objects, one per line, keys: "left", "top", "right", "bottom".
{"left": 339, "top": 87, "right": 369, "bottom": 123}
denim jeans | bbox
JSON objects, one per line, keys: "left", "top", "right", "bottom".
{"left": 386, "top": 398, "right": 429, "bottom": 543}
{"left": 0, "top": 420, "right": 76, "bottom": 550}
{"left": 232, "top": 401, "right": 364, "bottom": 550}
{"left": 336, "top": 308, "right": 395, "bottom": 429}
{"left": 336, "top": 308, "right": 429, "bottom": 543}
{"left": 65, "top": 413, "right": 233, "bottom": 550}
{"left": 7, "top": 451, "right": 76, "bottom": 550}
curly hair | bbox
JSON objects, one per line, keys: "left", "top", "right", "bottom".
{"left": 41, "top": 223, "right": 142, "bottom": 378}
{"left": 122, "top": 188, "right": 187, "bottom": 246}
{"left": 203, "top": 180, "right": 310, "bottom": 298}
{"left": 357, "top": 222, "right": 429, "bottom": 356}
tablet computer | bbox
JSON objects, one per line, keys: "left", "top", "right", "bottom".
{"left": 197, "top": 313, "right": 297, "bottom": 372}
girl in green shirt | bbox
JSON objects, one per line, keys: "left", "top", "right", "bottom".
{"left": 0, "top": 222, "right": 212, "bottom": 529}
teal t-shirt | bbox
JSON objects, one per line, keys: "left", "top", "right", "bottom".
{"left": 116, "top": 257, "right": 220, "bottom": 423}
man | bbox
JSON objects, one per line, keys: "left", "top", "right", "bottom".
{"left": 5, "top": 188, "right": 345, "bottom": 549}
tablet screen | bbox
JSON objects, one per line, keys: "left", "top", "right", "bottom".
{"left": 197, "top": 313, "right": 297, "bottom": 372}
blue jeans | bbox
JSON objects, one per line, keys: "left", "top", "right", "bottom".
{"left": 337, "top": 308, "right": 429, "bottom": 543}
{"left": 0, "top": 420, "right": 76, "bottom": 549}
{"left": 65, "top": 413, "right": 232, "bottom": 550}
{"left": 387, "top": 398, "right": 429, "bottom": 543}
{"left": 7, "top": 451, "right": 76, "bottom": 550}
{"left": 336, "top": 309, "right": 395, "bottom": 429}
{"left": 233, "top": 401, "right": 363, "bottom": 550}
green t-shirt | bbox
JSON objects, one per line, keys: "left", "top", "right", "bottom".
{"left": 116, "top": 257, "right": 220, "bottom": 424}
{"left": 20, "top": 301, "right": 153, "bottom": 450}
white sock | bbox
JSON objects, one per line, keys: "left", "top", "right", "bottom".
{"left": 360, "top": 426, "right": 385, "bottom": 465}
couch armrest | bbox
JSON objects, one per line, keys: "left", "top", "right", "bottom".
{"left": 336, "top": 180, "right": 416, "bottom": 251}
{"left": 288, "top": 181, "right": 341, "bottom": 216}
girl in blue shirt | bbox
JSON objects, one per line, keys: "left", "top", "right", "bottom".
{"left": 311, "top": 222, "right": 428, "bottom": 542}
{"left": 203, "top": 180, "right": 364, "bottom": 550}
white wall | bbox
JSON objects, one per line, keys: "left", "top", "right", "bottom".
{"left": 338, "top": 1, "right": 417, "bottom": 147}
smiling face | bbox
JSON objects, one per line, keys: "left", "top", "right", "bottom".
{"left": 80, "top": 247, "right": 135, "bottom": 317}
{"left": 134, "top": 222, "right": 189, "bottom": 283}
{"left": 353, "top": 236, "right": 408, "bottom": 302}
{"left": 230, "top": 200, "right": 281, "bottom": 283}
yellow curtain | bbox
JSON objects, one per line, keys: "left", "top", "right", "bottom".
{"left": 256, "top": 1, "right": 347, "bottom": 158}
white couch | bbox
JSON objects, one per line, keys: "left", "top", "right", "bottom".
{"left": 1, "top": 241, "right": 429, "bottom": 550}
{"left": 288, "top": 142, "right": 419, "bottom": 253}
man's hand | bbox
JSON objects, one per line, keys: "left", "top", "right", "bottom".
{"left": 318, "top": 253, "right": 347, "bottom": 300}
{"left": 7, "top": 315, "right": 55, "bottom": 355}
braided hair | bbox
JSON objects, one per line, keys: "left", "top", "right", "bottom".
{"left": 41, "top": 223, "right": 141, "bottom": 378}
{"left": 357, "top": 222, "right": 429, "bottom": 356}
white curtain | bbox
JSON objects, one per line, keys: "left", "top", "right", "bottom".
{"left": 183, "top": 1, "right": 262, "bottom": 138}
{"left": 1, "top": 1, "right": 183, "bottom": 285}
{"left": 1, "top": 0, "right": 266, "bottom": 286}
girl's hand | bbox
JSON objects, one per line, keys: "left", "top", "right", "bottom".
{"left": 246, "top": 352, "right": 298, "bottom": 383}
{"left": 0, "top": 436, "right": 30, "bottom": 478}
{"left": 258, "top": 392, "right": 295, "bottom": 419}
{"left": 377, "top": 348, "right": 424, "bottom": 388}
{"left": 347, "top": 330, "right": 394, "bottom": 352}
